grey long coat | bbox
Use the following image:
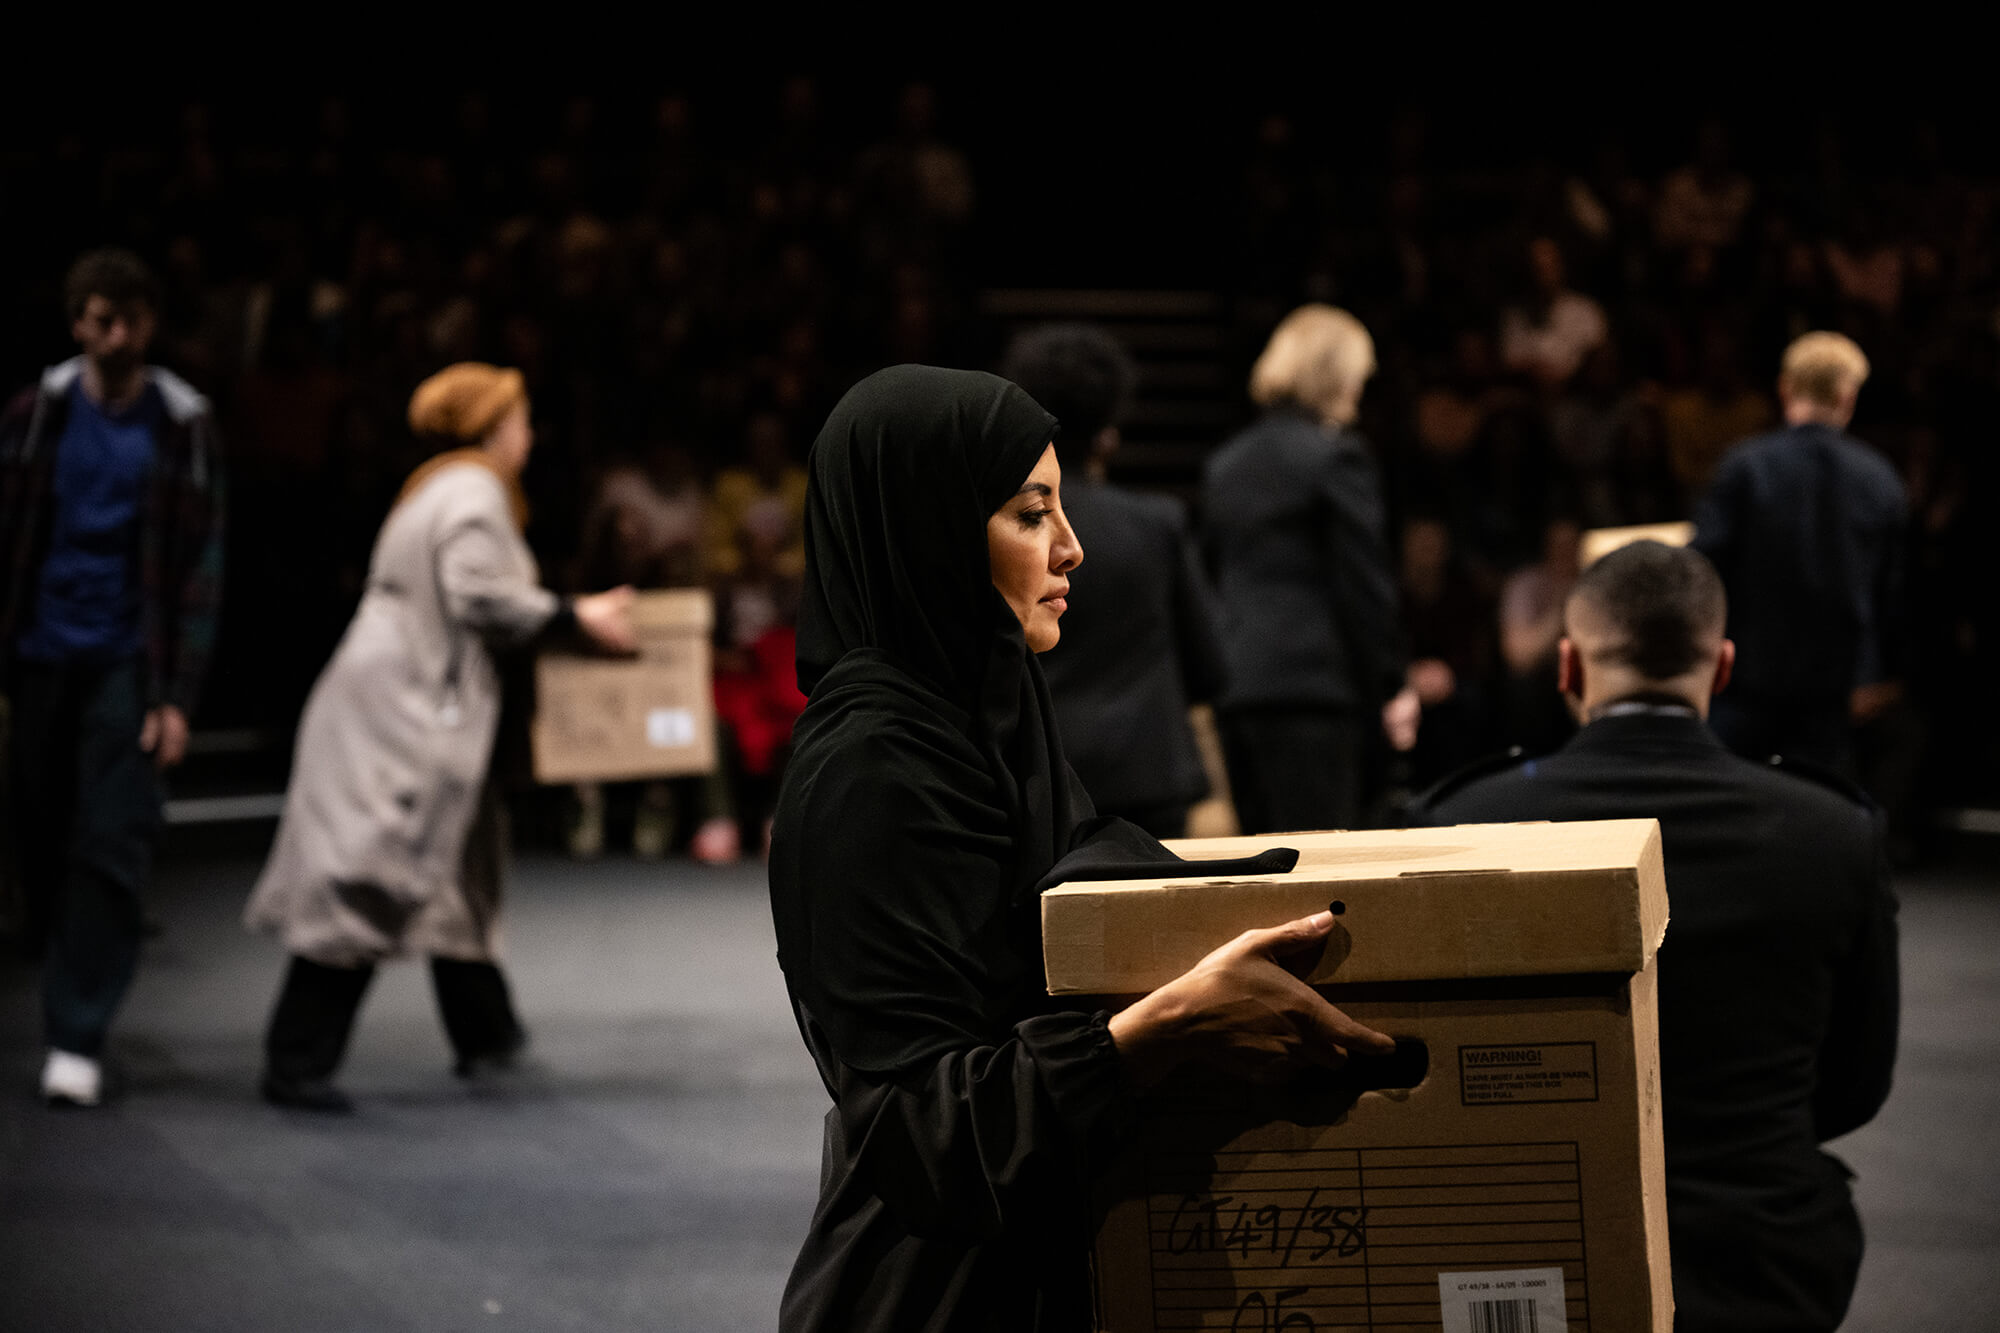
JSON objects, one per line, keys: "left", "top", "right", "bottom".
{"left": 246, "top": 462, "right": 558, "bottom": 966}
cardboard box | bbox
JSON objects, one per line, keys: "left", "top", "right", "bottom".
{"left": 531, "top": 589, "right": 717, "bottom": 784}
{"left": 1044, "top": 820, "right": 1672, "bottom": 1332}
{"left": 1578, "top": 521, "right": 1694, "bottom": 571}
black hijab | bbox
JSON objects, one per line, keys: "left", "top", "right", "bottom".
{"left": 768, "top": 365, "right": 1090, "bottom": 1076}
{"left": 794, "top": 364, "right": 1085, "bottom": 897}
{"left": 773, "top": 366, "right": 1290, "bottom": 1074}
{"left": 797, "top": 364, "right": 1053, "bottom": 703}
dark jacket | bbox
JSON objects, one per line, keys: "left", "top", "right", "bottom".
{"left": 1201, "top": 407, "right": 1405, "bottom": 712}
{"left": 1692, "top": 422, "right": 1906, "bottom": 702}
{"left": 0, "top": 357, "right": 225, "bottom": 713}
{"left": 1039, "top": 479, "right": 1224, "bottom": 815}
{"left": 1413, "top": 710, "right": 1899, "bottom": 1333}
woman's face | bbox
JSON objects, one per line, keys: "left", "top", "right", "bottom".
{"left": 483, "top": 399, "right": 534, "bottom": 476}
{"left": 986, "top": 444, "right": 1083, "bottom": 653}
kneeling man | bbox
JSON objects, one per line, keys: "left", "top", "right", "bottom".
{"left": 1412, "top": 540, "right": 1898, "bottom": 1333}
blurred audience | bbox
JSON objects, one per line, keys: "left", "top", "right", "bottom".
{"left": 0, "top": 85, "right": 973, "bottom": 754}
{"left": 708, "top": 409, "right": 807, "bottom": 583}
{"left": 708, "top": 493, "right": 808, "bottom": 863}
{"left": 1235, "top": 110, "right": 1997, "bottom": 828}
{"left": 4, "top": 91, "right": 1993, "bottom": 847}
{"left": 1497, "top": 516, "right": 1585, "bottom": 757}
{"left": 1500, "top": 236, "right": 1608, "bottom": 391}
{"left": 1397, "top": 515, "right": 1498, "bottom": 786}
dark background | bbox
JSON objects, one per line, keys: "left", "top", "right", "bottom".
{"left": 4, "top": 74, "right": 1994, "bottom": 843}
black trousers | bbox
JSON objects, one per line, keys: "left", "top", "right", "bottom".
{"left": 264, "top": 954, "right": 525, "bottom": 1082}
{"left": 8, "top": 658, "right": 159, "bottom": 1057}
{"left": 1218, "top": 707, "right": 1364, "bottom": 836}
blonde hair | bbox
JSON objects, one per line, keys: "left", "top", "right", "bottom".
{"left": 1249, "top": 304, "right": 1377, "bottom": 424}
{"left": 1779, "top": 332, "right": 1870, "bottom": 408}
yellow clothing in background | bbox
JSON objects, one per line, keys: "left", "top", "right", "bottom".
{"left": 1663, "top": 389, "right": 1772, "bottom": 492}
{"left": 709, "top": 466, "right": 808, "bottom": 579}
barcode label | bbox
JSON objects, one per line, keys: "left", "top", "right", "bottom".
{"left": 1467, "top": 1297, "right": 1539, "bottom": 1332}
{"left": 1439, "top": 1266, "right": 1568, "bottom": 1333}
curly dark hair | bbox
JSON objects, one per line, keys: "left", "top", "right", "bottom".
{"left": 999, "top": 323, "right": 1138, "bottom": 474}
{"left": 64, "top": 248, "right": 161, "bottom": 322}
{"left": 1568, "top": 540, "right": 1727, "bottom": 681}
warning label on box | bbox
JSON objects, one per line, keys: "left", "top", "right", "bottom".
{"left": 1459, "top": 1042, "right": 1599, "bottom": 1106}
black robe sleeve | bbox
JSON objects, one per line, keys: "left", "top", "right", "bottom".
{"left": 812, "top": 1009, "right": 1130, "bottom": 1241}
{"left": 776, "top": 721, "right": 1138, "bottom": 1245}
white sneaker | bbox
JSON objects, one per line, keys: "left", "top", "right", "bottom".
{"left": 41, "top": 1050, "right": 102, "bottom": 1107}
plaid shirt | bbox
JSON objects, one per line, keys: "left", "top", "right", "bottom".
{"left": 0, "top": 358, "right": 226, "bottom": 714}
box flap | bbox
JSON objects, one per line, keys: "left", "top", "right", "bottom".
{"left": 1043, "top": 820, "right": 1667, "bottom": 995}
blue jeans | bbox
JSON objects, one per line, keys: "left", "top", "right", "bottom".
{"left": 8, "top": 657, "right": 160, "bottom": 1057}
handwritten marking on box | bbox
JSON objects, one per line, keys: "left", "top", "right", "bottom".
{"left": 1141, "top": 1139, "right": 1588, "bottom": 1329}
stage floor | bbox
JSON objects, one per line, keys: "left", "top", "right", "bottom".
{"left": 2, "top": 831, "right": 1993, "bottom": 1331}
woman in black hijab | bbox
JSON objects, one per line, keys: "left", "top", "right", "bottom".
{"left": 769, "top": 365, "right": 1391, "bottom": 1331}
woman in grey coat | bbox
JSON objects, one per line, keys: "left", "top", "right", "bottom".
{"left": 245, "top": 362, "right": 634, "bottom": 1111}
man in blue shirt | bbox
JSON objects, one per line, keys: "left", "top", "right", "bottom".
{"left": 0, "top": 249, "right": 226, "bottom": 1106}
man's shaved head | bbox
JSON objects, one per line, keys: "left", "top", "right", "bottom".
{"left": 1566, "top": 541, "right": 1727, "bottom": 681}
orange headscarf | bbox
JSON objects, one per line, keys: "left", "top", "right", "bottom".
{"left": 396, "top": 363, "right": 530, "bottom": 529}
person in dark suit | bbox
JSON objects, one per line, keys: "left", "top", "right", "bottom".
{"left": 1692, "top": 331, "right": 1907, "bottom": 777}
{"left": 1202, "top": 304, "right": 1418, "bottom": 833}
{"left": 1001, "top": 324, "right": 1225, "bottom": 839}
{"left": 1412, "top": 539, "right": 1899, "bottom": 1333}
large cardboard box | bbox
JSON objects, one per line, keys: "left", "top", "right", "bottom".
{"left": 531, "top": 588, "right": 717, "bottom": 784}
{"left": 1044, "top": 820, "right": 1672, "bottom": 1332}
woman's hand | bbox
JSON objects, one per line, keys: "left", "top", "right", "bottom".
{"left": 1108, "top": 910, "right": 1394, "bottom": 1091}
{"left": 574, "top": 586, "right": 639, "bottom": 654}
